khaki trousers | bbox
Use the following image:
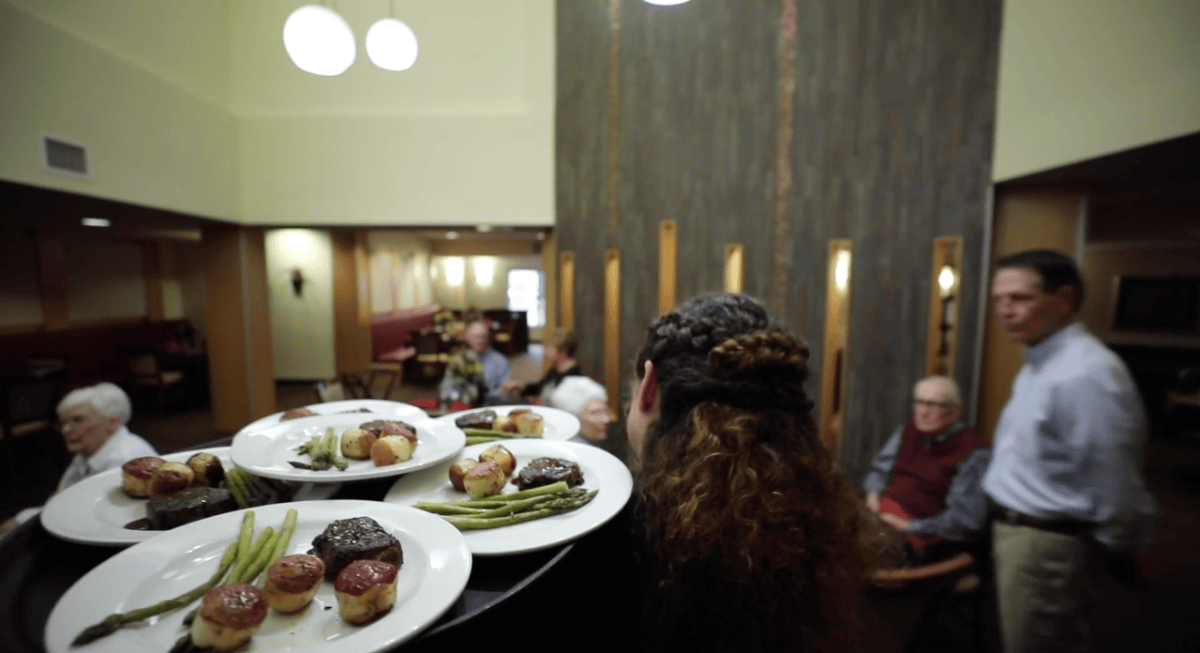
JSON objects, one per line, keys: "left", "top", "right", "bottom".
{"left": 992, "top": 521, "right": 1107, "bottom": 653}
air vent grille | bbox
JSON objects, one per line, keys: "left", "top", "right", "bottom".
{"left": 41, "top": 134, "right": 91, "bottom": 178}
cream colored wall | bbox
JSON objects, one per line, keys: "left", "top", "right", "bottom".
{"left": 161, "top": 240, "right": 208, "bottom": 338}
{"left": 0, "top": 230, "right": 44, "bottom": 327}
{"left": 4, "top": 0, "right": 231, "bottom": 106}
{"left": 994, "top": 0, "right": 1200, "bottom": 181}
{"left": 264, "top": 229, "right": 337, "bottom": 380}
{"left": 366, "top": 231, "right": 435, "bottom": 314}
{"left": 231, "top": 0, "right": 554, "bottom": 227}
{"left": 0, "top": 2, "right": 242, "bottom": 221}
{"left": 62, "top": 238, "right": 147, "bottom": 322}
{"left": 1081, "top": 243, "right": 1200, "bottom": 350}
{"left": 430, "top": 253, "right": 544, "bottom": 337}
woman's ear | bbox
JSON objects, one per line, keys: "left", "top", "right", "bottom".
{"left": 638, "top": 360, "right": 658, "bottom": 413}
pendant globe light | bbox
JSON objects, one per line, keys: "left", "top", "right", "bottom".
{"left": 283, "top": 5, "right": 356, "bottom": 76}
{"left": 366, "top": 17, "right": 419, "bottom": 71}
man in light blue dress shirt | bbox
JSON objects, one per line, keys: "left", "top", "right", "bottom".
{"left": 984, "top": 250, "right": 1156, "bottom": 653}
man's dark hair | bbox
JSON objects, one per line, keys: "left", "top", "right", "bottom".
{"left": 996, "top": 249, "right": 1085, "bottom": 310}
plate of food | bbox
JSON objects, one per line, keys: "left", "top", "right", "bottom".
{"left": 383, "top": 440, "right": 633, "bottom": 556}
{"left": 45, "top": 500, "right": 472, "bottom": 653}
{"left": 231, "top": 413, "right": 465, "bottom": 483}
{"left": 233, "top": 400, "right": 429, "bottom": 439}
{"left": 439, "top": 405, "right": 582, "bottom": 442}
{"left": 40, "top": 447, "right": 338, "bottom": 547}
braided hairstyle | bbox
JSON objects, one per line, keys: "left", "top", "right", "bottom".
{"left": 631, "top": 294, "right": 876, "bottom": 652}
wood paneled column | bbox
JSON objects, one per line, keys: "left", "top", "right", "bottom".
{"left": 202, "top": 224, "right": 276, "bottom": 432}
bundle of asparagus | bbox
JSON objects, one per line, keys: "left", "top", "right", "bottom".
{"left": 414, "top": 481, "right": 597, "bottom": 529}
{"left": 71, "top": 508, "right": 299, "bottom": 648}
{"left": 462, "top": 427, "right": 543, "bottom": 446}
{"left": 289, "top": 427, "right": 350, "bottom": 471}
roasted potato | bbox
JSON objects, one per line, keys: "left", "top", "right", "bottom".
{"left": 122, "top": 456, "right": 165, "bottom": 498}
{"left": 187, "top": 452, "right": 225, "bottom": 488}
{"left": 340, "top": 427, "right": 377, "bottom": 460}
{"left": 370, "top": 435, "right": 414, "bottom": 466}
{"left": 448, "top": 459, "right": 480, "bottom": 492}
{"left": 478, "top": 444, "right": 516, "bottom": 476}
{"left": 463, "top": 461, "right": 505, "bottom": 499}
{"left": 148, "top": 461, "right": 195, "bottom": 499}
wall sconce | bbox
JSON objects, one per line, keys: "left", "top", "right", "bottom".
{"left": 926, "top": 237, "right": 964, "bottom": 376}
{"left": 291, "top": 268, "right": 306, "bottom": 296}
{"left": 474, "top": 258, "right": 494, "bottom": 286}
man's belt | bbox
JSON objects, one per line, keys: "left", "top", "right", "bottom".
{"left": 994, "top": 509, "right": 1094, "bottom": 537}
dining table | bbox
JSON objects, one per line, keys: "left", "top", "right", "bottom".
{"left": 0, "top": 436, "right": 583, "bottom": 653}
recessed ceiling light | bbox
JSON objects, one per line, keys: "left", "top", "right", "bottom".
{"left": 82, "top": 217, "right": 110, "bottom": 227}
{"left": 446, "top": 231, "right": 459, "bottom": 240}
{"left": 476, "top": 224, "right": 493, "bottom": 233}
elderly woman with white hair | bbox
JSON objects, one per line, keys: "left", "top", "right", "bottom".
{"left": 549, "top": 376, "right": 611, "bottom": 444}
{"left": 0, "top": 382, "right": 157, "bottom": 538}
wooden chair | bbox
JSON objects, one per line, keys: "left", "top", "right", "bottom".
{"left": 126, "top": 351, "right": 186, "bottom": 414}
{"left": 0, "top": 375, "right": 61, "bottom": 490}
{"left": 870, "top": 550, "right": 991, "bottom": 653}
{"left": 367, "top": 346, "right": 416, "bottom": 400}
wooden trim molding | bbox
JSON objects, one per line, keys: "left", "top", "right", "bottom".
{"left": 604, "top": 249, "right": 621, "bottom": 417}
{"left": 142, "top": 240, "right": 164, "bottom": 322}
{"left": 559, "top": 252, "right": 575, "bottom": 332}
{"left": 724, "top": 243, "right": 745, "bottom": 294}
{"left": 925, "top": 236, "right": 964, "bottom": 377}
{"left": 659, "top": 220, "right": 677, "bottom": 315}
{"left": 819, "top": 240, "right": 853, "bottom": 461}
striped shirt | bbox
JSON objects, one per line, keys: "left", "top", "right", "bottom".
{"left": 982, "top": 322, "right": 1157, "bottom": 552}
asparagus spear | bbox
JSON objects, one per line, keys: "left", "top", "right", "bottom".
{"left": 462, "top": 427, "right": 541, "bottom": 440}
{"left": 433, "top": 490, "right": 598, "bottom": 530}
{"left": 71, "top": 538, "right": 240, "bottom": 646}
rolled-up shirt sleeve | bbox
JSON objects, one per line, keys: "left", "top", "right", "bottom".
{"left": 908, "top": 448, "right": 992, "bottom": 541}
{"left": 1053, "top": 373, "right": 1157, "bottom": 553}
{"left": 862, "top": 427, "right": 902, "bottom": 497}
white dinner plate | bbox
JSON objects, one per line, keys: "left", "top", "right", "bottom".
{"left": 231, "top": 413, "right": 465, "bottom": 483}
{"left": 436, "top": 405, "right": 582, "bottom": 441}
{"left": 40, "top": 447, "right": 338, "bottom": 547}
{"left": 233, "top": 400, "right": 429, "bottom": 439}
{"left": 45, "top": 500, "right": 472, "bottom": 653}
{"left": 384, "top": 440, "right": 633, "bottom": 556}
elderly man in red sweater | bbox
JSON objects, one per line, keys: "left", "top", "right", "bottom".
{"left": 862, "top": 376, "right": 991, "bottom": 564}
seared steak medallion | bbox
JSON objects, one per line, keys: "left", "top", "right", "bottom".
{"left": 308, "top": 517, "right": 403, "bottom": 580}
{"left": 516, "top": 457, "right": 584, "bottom": 490}
{"left": 455, "top": 410, "right": 497, "bottom": 430}
{"left": 146, "top": 487, "right": 238, "bottom": 530}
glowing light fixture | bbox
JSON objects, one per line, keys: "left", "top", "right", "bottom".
{"left": 938, "top": 264, "right": 958, "bottom": 297}
{"left": 81, "top": 217, "right": 110, "bottom": 227}
{"left": 476, "top": 224, "right": 493, "bottom": 233}
{"left": 445, "top": 231, "right": 459, "bottom": 240}
{"left": 283, "top": 5, "right": 356, "bottom": 77}
{"left": 366, "top": 17, "right": 418, "bottom": 71}
{"left": 643, "top": 0, "right": 691, "bottom": 5}
{"left": 445, "top": 258, "right": 464, "bottom": 285}
{"left": 475, "top": 258, "right": 494, "bottom": 286}
{"left": 834, "top": 250, "right": 851, "bottom": 292}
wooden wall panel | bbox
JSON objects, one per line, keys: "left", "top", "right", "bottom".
{"left": 332, "top": 230, "right": 372, "bottom": 375}
{"left": 34, "top": 234, "right": 70, "bottom": 330}
{"left": 142, "top": 240, "right": 164, "bottom": 322}
{"left": 976, "top": 188, "right": 1083, "bottom": 440}
{"left": 556, "top": 0, "right": 1002, "bottom": 478}
{"left": 202, "top": 224, "right": 276, "bottom": 433}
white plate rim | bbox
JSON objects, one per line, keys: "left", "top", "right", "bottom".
{"left": 383, "top": 440, "right": 632, "bottom": 556}
{"left": 44, "top": 500, "right": 473, "bottom": 653}
{"left": 231, "top": 413, "right": 466, "bottom": 483}
{"left": 233, "top": 400, "right": 429, "bottom": 439}
{"left": 433, "top": 404, "right": 582, "bottom": 442}
{"left": 39, "top": 446, "right": 338, "bottom": 547}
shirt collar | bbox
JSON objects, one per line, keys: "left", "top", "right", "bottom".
{"left": 1024, "top": 321, "right": 1085, "bottom": 366}
{"left": 85, "top": 425, "right": 129, "bottom": 468}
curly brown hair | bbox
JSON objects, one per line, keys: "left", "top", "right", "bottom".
{"left": 631, "top": 294, "right": 878, "bottom": 652}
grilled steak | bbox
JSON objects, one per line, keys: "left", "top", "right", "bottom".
{"left": 146, "top": 487, "right": 238, "bottom": 530}
{"left": 360, "top": 420, "right": 417, "bottom": 441}
{"left": 455, "top": 410, "right": 497, "bottom": 430}
{"left": 308, "top": 517, "right": 403, "bottom": 581}
{"left": 516, "top": 457, "right": 584, "bottom": 490}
